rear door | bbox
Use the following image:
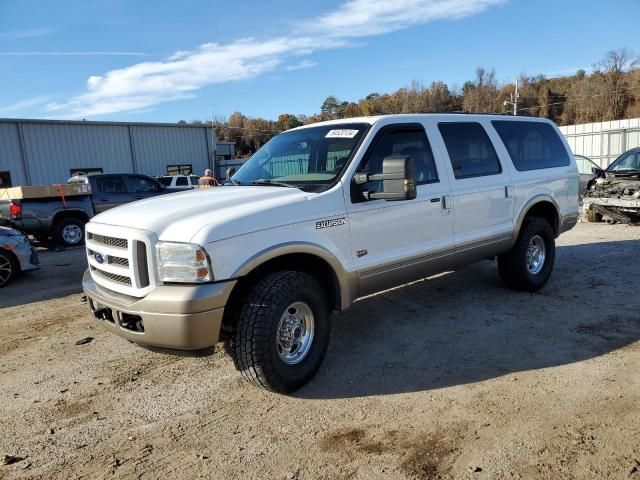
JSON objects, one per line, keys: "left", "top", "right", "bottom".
{"left": 92, "top": 175, "right": 131, "bottom": 214}
{"left": 436, "top": 121, "right": 514, "bottom": 251}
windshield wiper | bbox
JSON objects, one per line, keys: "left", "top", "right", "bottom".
{"left": 249, "top": 179, "right": 299, "bottom": 189}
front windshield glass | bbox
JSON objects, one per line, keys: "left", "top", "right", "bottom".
{"left": 608, "top": 150, "right": 640, "bottom": 172}
{"left": 231, "top": 123, "right": 368, "bottom": 191}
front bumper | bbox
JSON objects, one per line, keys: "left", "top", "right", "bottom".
{"left": 82, "top": 270, "right": 235, "bottom": 350}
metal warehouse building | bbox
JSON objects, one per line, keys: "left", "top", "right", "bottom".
{"left": 0, "top": 118, "right": 235, "bottom": 187}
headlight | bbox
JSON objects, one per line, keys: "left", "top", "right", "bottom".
{"left": 155, "top": 242, "right": 213, "bottom": 283}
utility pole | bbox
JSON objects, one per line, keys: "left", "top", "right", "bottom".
{"left": 504, "top": 77, "right": 520, "bottom": 115}
{"left": 211, "top": 106, "right": 217, "bottom": 178}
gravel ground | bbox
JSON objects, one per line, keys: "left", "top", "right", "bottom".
{"left": 0, "top": 223, "right": 638, "bottom": 480}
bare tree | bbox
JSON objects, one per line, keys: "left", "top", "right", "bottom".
{"left": 595, "top": 48, "right": 639, "bottom": 119}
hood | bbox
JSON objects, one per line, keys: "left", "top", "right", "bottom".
{"left": 91, "top": 186, "right": 334, "bottom": 243}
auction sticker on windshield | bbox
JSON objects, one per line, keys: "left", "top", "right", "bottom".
{"left": 325, "top": 129, "right": 359, "bottom": 138}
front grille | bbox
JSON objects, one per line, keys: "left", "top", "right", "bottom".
{"left": 91, "top": 266, "right": 132, "bottom": 286}
{"left": 108, "top": 256, "right": 129, "bottom": 268}
{"left": 88, "top": 233, "right": 128, "bottom": 249}
{"left": 86, "top": 225, "right": 153, "bottom": 296}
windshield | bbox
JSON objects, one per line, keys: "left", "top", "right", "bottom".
{"left": 607, "top": 150, "right": 640, "bottom": 172}
{"left": 231, "top": 123, "right": 368, "bottom": 192}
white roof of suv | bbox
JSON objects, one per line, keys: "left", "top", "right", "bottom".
{"left": 290, "top": 113, "right": 554, "bottom": 131}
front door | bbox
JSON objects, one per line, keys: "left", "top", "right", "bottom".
{"left": 126, "top": 175, "right": 163, "bottom": 201}
{"left": 92, "top": 175, "right": 131, "bottom": 214}
{"left": 345, "top": 123, "right": 454, "bottom": 296}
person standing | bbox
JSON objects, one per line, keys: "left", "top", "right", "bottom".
{"left": 198, "top": 169, "right": 219, "bottom": 189}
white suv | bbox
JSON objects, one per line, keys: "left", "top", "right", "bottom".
{"left": 83, "top": 114, "right": 579, "bottom": 392}
{"left": 157, "top": 175, "right": 200, "bottom": 190}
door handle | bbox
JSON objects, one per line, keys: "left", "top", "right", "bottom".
{"left": 441, "top": 195, "right": 452, "bottom": 215}
{"left": 430, "top": 197, "right": 441, "bottom": 203}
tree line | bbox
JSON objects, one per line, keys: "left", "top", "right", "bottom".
{"left": 180, "top": 48, "right": 639, "bottom": 157}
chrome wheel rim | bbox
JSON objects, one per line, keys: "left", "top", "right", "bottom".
{"left": 0, "top": 255, "right": 12, "bottom": 285}
{"left": 62, "top": 224, "right": 83, "bottom": 244}
{"left": 526, "top": 235, "right": 546, "bottom": 275}
{"left": 276, "top": 301, "right": 315, "bottom": 365}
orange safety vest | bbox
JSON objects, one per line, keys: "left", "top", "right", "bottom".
{"left": 198, "top": 176, "right": 219, "bottom": 189}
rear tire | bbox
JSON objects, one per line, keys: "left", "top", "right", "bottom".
{"left": 0, "top": 250, "right": 18, "bottom": 288}
{"left": 498, "top": 216, "right": 555, "bottom": 292}
{"left": 54, "top": 217, "right": 86, "bottom": 247}
{"left": 229, "top": 271, "right": 331, "bottom": 393}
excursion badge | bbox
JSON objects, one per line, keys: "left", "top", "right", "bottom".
{"left": 316, "top": 217, "right": 346, "bottom": 229}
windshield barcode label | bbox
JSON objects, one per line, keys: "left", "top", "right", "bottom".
{"left": 326, "top": 129, "right": 359, "bottom": 138}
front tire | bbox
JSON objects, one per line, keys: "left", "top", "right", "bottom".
{"left": 498, "top": 216, "right": 555, "bottom": 292}
{"left": 0, "top": 250, "right": 18, "bottom": 288}
{"left": 230, "top": 271, "right": 331, "bottom": 393}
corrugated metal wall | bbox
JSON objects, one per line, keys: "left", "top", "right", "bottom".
{"left": 131, "top": 125, "right": 209, "bottom": 177}
{"left": 559, "top": 118, "right": 640, "bottom": 168}
{"left": 21, "top": 123, "right": 132, "bottom": 185}
{"left": 0, "top": 119, "right": 235, "bottom": 186}
{"left": 0, "top": 123, "right": 27, "bottom": 185}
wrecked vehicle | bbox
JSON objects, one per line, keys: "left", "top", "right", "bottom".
{"left": 584, "top": 147, "right": 640, "bottom": 224}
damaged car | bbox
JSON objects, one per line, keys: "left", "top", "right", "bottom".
{"left": 584, "top": 147, "right": 640, "bottom": 224}
{"left": 0, "top": 226, "right": 39, "bottom": 287}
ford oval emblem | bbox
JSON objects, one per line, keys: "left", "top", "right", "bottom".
{"left": 94, "top": 252, "right": 105, "bottom": 264}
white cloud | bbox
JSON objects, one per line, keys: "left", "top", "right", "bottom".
{"left": 0, "top": 51, "right": 150, "bottom": 56}
{"left": 0, "top": 96, "right": 52, "bottom": 116}
{"left": 48, "top": 0, "right": 505, "bottom": 118}
{"left": 307, "top": 0, "right": 505, "bottom": 37}
{"left": 285, "top": 60, "right": 318, "bottom": 71}
{"left": 0, "top": 28, "right": 54, "bottom": 39}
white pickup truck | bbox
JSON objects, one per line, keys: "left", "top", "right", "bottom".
{"left": 83, "top": 114, "right": 579, "bottom": 392}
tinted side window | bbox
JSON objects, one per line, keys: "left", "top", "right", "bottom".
{"left": 158, "top": 177, "right": 173, "bottom": 186}
{"left": 129, "top": 175, "right": 158, "bottom": 193}
{"left": 357, "top": 127, "right": 438, "bottom": 188}
{"left": 95, "top": 176, "right": 127, "bottom": 194}
{"left": 176, "top": 176, "right": 188, "bottom": 186}
{"left": 439, "top": 123, "right": 501, "bottom": 179}
{"left": 492, "top": 121, "right": 570, "bottom": 171}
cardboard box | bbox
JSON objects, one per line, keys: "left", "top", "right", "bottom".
{"left": 0, "top": 183, "right": 92, "bottom": 201}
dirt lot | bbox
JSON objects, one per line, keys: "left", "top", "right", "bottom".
{"left": 0, "top": 223, "right": 639, "bottom": 480}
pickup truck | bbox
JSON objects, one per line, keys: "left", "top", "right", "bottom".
{"left": 0, "top": 173, "right": 167, "bottom": 246}
{"left": 82, "top": 114, "right": 579, "bottom": 393}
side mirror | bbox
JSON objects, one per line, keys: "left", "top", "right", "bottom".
{"left": 226, "top": 167, "right": 237, "bottom": 179}
{"left": 354, "top": 155, "right": 417, "bottom": 201}
{"left": 592, "top": 166, "right": 604, "bottom": 176}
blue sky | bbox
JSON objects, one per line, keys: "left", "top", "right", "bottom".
{"left": 0, "top": 0, "right": 638, "bottom": 123}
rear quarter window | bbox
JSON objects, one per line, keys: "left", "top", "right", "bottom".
{"left": 492, "top": 121, "right": 570, "bottom": 171}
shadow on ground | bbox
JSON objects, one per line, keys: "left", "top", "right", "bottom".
{"left": 0, "top": 247, "right": 86, "bottom": 308}
{"left": 298, "top": 239, "right": 640, "bottom": 399}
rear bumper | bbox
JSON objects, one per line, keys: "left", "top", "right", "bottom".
{"left": 82, "top": 270, "right": 235, "bottom": 350}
